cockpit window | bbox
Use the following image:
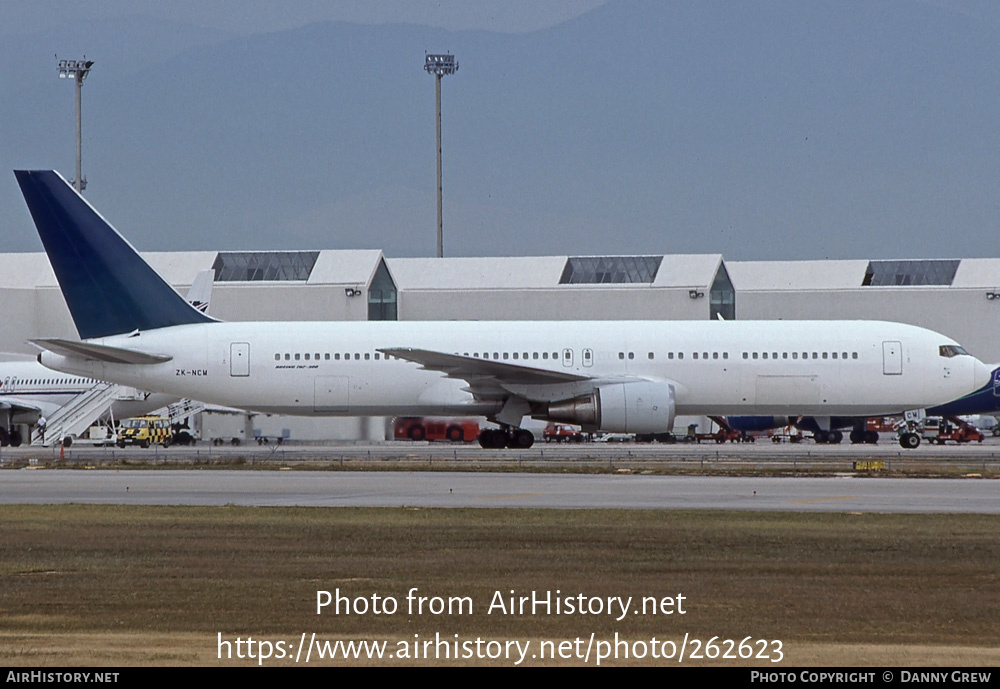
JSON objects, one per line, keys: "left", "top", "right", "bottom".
{"left": 939, "top": 345, "right": 969, "bottom": 358}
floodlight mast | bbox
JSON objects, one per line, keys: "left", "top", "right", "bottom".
{"left": 424, "top": 53, "right": 458, "bottom": 258}
{"left": 57, "top": 57, "right": 94, "bottom": 193}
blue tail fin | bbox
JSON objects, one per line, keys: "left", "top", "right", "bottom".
{"left": 15, "top": 170, "right": 215, "bottom": 339}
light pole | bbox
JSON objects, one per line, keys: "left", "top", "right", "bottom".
{"left": 424, "top": 53, "right": 458, "bottom": 258}
{"left": 57, "top": 57, "right": 94, "bottom": 193}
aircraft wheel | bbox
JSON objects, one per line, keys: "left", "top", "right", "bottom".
{"left": 899, "top": 433, "right": 920, "bottom": 449}
{"left": 508, "top": 429, "right": 534, "bottom": 449}
{"left": 0, "top": 427, "right": 8, "bottom": 447}
{"left": 9, "top": 430, "right": 22, "bottom": 447}
{"left": 478, "top": 429, "right": 505, "bottom": 449}
{"left": 814, "top": 430, "right": 829, "bottom": 444}
{"left": 849, "top": 430, "right": 864, "bottom": 444}
{"left": 865, "top": 430, "right": 879, "bottom": 444}
{"left": 828, "top": 430, "right": 843, "bottom": 444}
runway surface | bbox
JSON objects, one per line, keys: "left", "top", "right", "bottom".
{"left": 2, "top": 469, "right": 998, "bottom": 513}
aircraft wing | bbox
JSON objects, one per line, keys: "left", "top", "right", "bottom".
{"left": 380, "top": 347, "right": 593, "bottom": 400}
{"left": 29, "top": 338, "right": 172, "bottom": 365}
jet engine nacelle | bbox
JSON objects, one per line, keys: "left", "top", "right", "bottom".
{"left": 545, "top": 381, "right": 676, "bottom": 433}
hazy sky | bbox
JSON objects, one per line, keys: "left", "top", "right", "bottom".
{"left": 0, "top": 1, "right": 609, "bottom": 35}
{"left": 3, "top": 1, "right": 1000, "bottom": 261}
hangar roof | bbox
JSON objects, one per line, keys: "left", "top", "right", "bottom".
{"left": 730, "top": 258, "right": 1000, "bottom": 291}
{"left": 388, "top": 254, "right": 724, "bottom": 290}
{"left": 308, "top": 250, "right": 385, "bottom": 285}
{"left": 728, "top": 260, "right": 870, "bottom": 291}
{"left": 952, "top": 259, "right": 1000, "bottom": 288}
{"left": 388, "top": 256, "right": 565, "bottom": 290}
{"left": 0, "top": 251, "right": 220, "bottom": 288}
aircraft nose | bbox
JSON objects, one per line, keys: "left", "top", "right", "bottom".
{"left": 973, "top": 358, "right": 993, "bottom": 390}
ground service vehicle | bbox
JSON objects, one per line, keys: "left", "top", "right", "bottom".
{"left": 116, "top": 416, "right": 172, "bottom": 448}
{"left": 919, "top": 416, "right": 984, "bottom": 445}
{"left": 394, "top": 417, "right": 480, "bottom": 442}
{"left": 543, "top": 423, "right": 586, "bottom": 442}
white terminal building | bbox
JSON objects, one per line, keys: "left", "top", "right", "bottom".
{"left": 2, "top": 250, "right": 998, "bottom": 440}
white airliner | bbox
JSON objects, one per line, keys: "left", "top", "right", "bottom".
{"left": 0, "top": 270, "right": 214, "bottom": 447}
{"left": 15, "top": 170, "right": 992, "bottom": 449}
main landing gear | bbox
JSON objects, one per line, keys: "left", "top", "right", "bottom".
{"left": 812, "top": 430, "right": 843, "bottom": 444}
{"left": 478, "top": 426, "right": 535, "bottom": 449}
{"left": 0, "top": 427, "right": 23, "bottom": 447}
{"left": 849, "top": 430, "right": 880, "bottom": 444}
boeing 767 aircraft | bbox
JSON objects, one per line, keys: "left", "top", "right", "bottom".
{"left": 14, "top": 170, "right": 992, "bottom": 448}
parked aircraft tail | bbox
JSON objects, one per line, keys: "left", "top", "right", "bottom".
{"left": 14, "top": 170, "right": 215, "bottom": 339}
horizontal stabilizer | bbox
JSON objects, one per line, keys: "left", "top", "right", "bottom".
{"left": 30, "top": 338, "right": 172, "bottom": 365}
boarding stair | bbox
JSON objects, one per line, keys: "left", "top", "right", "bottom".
{"left": 31, "top": 383, "right": 119, "bottom": 447}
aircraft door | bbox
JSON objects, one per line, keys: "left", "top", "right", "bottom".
{"left": 993, "top": 368, "right": 1000, "bottom": 398}
{"left": 230, "top": 342, "right": 250, "bottom": 377}
{"left": 882, "top": 341, "right": 902, "bottom": 375}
